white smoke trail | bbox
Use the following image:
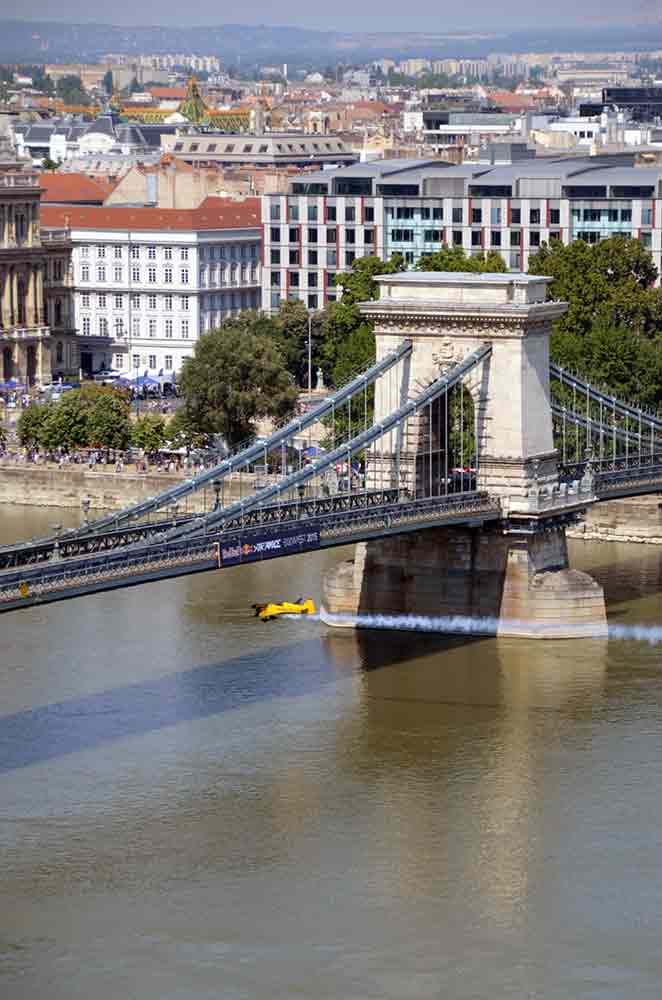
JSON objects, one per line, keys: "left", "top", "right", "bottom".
{"left": 317, "top": 611, "right": 662, "bottom": 646}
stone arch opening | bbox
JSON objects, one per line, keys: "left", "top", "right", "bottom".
{"left": 55, "top": 340, "right": 64, "bottom": 364}
{"left": 26, "top": 345, "right": 37, "bottom": 384}
{"left": 2, "top": 346, "right": 13, "bottom": 380}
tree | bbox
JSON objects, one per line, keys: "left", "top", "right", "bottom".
{"left": 179, "top": 318, "right": 298, "bottom": 447}
{"left": 272, "top": 299, "right": 324, "bottom": 388}
{"left": 85, "top": 386, "right": 131, "bottom": 449}
{"left": 528, "top": 236, "right": 661, "bottom": 340}
{"left": 17, "top": 403, "right": 50, "bottom": 448}
{"left": 416, "top": 245, "right": 508, "bottom": 273}
{"left": 55, "top": 74, "right": 90, "bottom": 106}
{"left": 322, "top": 254, "right": 406, "bottom": 385}
{"left": 41, "top": 156, "right": 60, "bottom": 171}
{"left": 167, "top": 407, "right": 210, "bottom": 453}
{"left": 132, "top": 414, "right": 168, "bottom": 457}
{"left": 102, "top": 69, "right": 114, "bottom": 96}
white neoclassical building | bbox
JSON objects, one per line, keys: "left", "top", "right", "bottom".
{"left": 41, "top": 198, "right": 261, "bottom": 378}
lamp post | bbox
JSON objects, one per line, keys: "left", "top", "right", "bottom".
{"left": 212, "top": 478, "right": 222, "bottom": 510}
{"left": 134, "top": 353, "right": 140, "bottom": 419}
{"left": 81, "top": 496, "right": 91, "bottom": 527}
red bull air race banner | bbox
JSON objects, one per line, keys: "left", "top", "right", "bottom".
{"left": 220, "top": 527, "right": 320, "bottom": 567}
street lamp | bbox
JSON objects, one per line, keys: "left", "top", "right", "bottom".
{"left": 81, "top": 496, "right": 91, "bottom": 526}
{"left": 212, "top": 478, "right": 222, "bottom": 510}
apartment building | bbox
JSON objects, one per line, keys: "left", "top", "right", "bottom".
{"left": 41, "top": 198, "right": 261, "bottom": 378}
{"left": 261, "top": 155, "right": 662, "bottom": 311}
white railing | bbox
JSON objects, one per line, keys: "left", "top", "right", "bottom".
{"left": 0, "top": 173, "right": 40, "bottom": 188}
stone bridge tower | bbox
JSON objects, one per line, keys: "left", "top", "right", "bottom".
{"left": 323, "top": 271, "right": 607, "bottom": 638}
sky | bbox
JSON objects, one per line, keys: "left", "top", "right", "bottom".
{"left": 0, "top": 0, "right": 656, "bottom": 32}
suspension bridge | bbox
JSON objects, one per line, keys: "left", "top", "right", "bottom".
{"left": 1, "top": 271, "right": 660, "bottom": 636}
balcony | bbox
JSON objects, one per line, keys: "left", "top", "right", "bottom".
{"left": 0, "top": 172, "right": 40, "bottom": 189}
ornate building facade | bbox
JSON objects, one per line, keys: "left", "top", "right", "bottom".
{"left": 0, "top": 123, "right": 74, "bottom": 383}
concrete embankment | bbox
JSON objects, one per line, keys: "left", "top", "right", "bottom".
{"left": 0, "top": 465, "right": 246, "bottom": 513}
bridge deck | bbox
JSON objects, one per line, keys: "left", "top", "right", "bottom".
{"left": 0, "top": 492, "right": 501, "bottom": 614}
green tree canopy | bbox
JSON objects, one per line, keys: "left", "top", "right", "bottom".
{"left": 55, "top": 74, "right": 90, "bottom": 106}
{"left": 18, "top": 385, "right": 130, "bottom": 451}
{"left": 17, "top": 403, "right": 50, "bottom": 448}
{"left": 528, "top": 236, "right": 661, "bottom": 340}
{"left": 271, "top": 299, "right": 324, "bottom": 388}
{"left": 132, "top": 413, "right": 168, "bottom": 456}
{"left": 179, "top": 315, "right": 298, "bottom": 447}
{"left": 322, "top": 254, "right": 406, "bottom": 386}
{"left": 416, "top": 245, "right": 508, "bottom": 273}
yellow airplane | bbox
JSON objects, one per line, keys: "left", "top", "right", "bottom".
{"left": 252, "top": 598, "right": 317, "bottom": 622}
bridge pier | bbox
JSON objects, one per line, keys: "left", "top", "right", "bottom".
{"left": 322, "top": 523, "right": 607, "bottom": 638}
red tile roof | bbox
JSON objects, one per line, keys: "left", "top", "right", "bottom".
{"left": 39, "top": 173, "right": 113, "bottom": 204}
{"left": 148, "top": 87, "right": 188, "bottom": 100}
{"left": 40, "top": 197, "right": 261, "bottom": 232}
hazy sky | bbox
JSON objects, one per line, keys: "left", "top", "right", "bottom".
{"left": 0, "top": 0, "right": 655, "bottom": 32}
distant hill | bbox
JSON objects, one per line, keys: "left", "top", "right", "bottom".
{"left": 2, "top": 19, "right": 662, "bottom": 69}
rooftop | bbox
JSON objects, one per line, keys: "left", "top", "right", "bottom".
{"left": 40, "top": 196, "right": 261, "bottom": 233}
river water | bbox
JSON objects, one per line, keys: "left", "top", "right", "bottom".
{"left": 1, "top": 505, "right": 662, "bottom": 999}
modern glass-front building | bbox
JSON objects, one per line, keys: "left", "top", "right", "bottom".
{"left": 261, "top": 154, "right": 662, "bottom": 312}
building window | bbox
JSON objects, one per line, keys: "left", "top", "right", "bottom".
{"left": 345, "top": 205, "right": 355, "bottom": 223}
{"left": 326, "top": 227, "right": 337, "bottom": 244}
{"left": 132, "top": 317, "right": 140, "bottom": 337}
{"left": 452, "top": 230, "right": 462, "bottom": 246}
{"left": 270, "top": 226, "right": 281, "bottom": 242}
{"left": 148, "top": 355, "right": 157, "bottom": 369}
{"left": 270, "top": 249, "right": 281, "bottom": 265}
{"left": 114, "top": 245, "right": 122, "bottom": 259}
{"left": 308, "top": 228, "right": 318, "bottom": 243}
{"left": 114, "top": 354, "right": 123, "bottom": 369}
{"left": 164, "top": 355, "right": 173, "bottom": 370}
{"left": 114, "top": 317, "right": 124, "bottom": 338}
{"left": 345, "top": 228, "right": 356, "bottom": 244}
{"left": 307, "top": 294, "right": 318, "bottom": 309}
{"left": 471, "top": 230, "right": 482, "bottom": 247}
{"left": 270, "top": 202, "right": 281, "bottom": 221}
{"left": 130, "top": 246, "right": 140, "bottom": 259}
{"left": 98, "top": 294, "right": 106, "bottom": 308}
{"left": 181, "top": 319, "right": 189, "bottom": 338}
{"left": 99, "top": 317, "right": 108, "bottom": 335}
{"left": 147, "top": 246, "right": 156, "bottom": 260}
{"left": 97, "top": 266, "right": 106, "bottom": 282}
{"left": 308, "top": 250, "right": 318, "bottom": 266}
{"left": 181, "top": 269, "right": 189, "bottom": 285}
{"left": 270, "top": 271, "right": 281, "bottom": 287}
{"left": 81, "top": 293, "right": 90, "bottom": 307}
{"left": 288, "top": 227, "right": 299, "bottom": 243}
{"left": 82, "top": 316, "right": 91, "bottom": 335}
{"left": 433, "top": 207, "right": 443, "bottom": 221}
{"left": 621, "top": 209, "right": 632, "bottom": 222}
{"left": 491, "top": 231, "right": 502, "bottom": 247}
{"left": 308, "top": 205, "right": 318, "bottom": 222}
{"left": 491, "top": 206, "right": 502, "bottom": 226}
{"left": 163, "top": 267, "right": 172, "bottom": 284}
{"left": 327, "top": 249, "right": 337, "bottom": 267}
{"left": 180, "top": 248, "right": 188, "bottom": 261}
{"left": 97, "top": 246, "right": 106, "bottom": 258}
{"left": 80, "top": 246, "right": 89, "bottom": 258}
{"left": 131, "top": 266, "right": 140, "bottom": 282}
{"left": 288, "top": 204, "right": 299, "bottom": 222}
{"left": 114, "top": 294, "right": 123, "bottom": 309}
{"left": 289, "top": 272, "right": 299, "bottom": 287}
{"left": 364, "top": 206, "right": 374, "bottom": 223}
{"left": 130, "top": 293, "right": 140, "bottom": 309}
{"left": 510, "top": 231, "right": 521, "bottom": 248}
{"left": 81, "top": 264, "right": 90, "bottom": 282}
{"left": 289, "top": 249, "right": 300, "bottom": 266}
{"left": 550, "top": 208, "right": 561, "bottom": 226}
{"left": 147, "top": 267, "right": 156, "bottom": 283}
{"left": 308, "top": 272, "right": 318, "bottom": 288}
{"left": 511, "top": 208, "right": 521, "bottom": 225}
{"left": 148, "top": 295, "right": 157, "bottom": 309}
{"left": 530, "top": 231, "right": 541, "bottom": 248}
{"left": 471, "top": 208, "right": 482, "bottom": 225}
{"left": 164, "top": 294, "right": 173, "bottom": 311}
{"left": 345, "top": 251, "right": 355, "bottom": 266}
{"left": 132, "top": 354, "right": 140, "bottom": 369}
{"left": 148, "top": 319, "right": 157, "bottom": 337}
{"left": 165, "top": 319, "right": 173, "bottom": 338}
{"left": 164, "top": 247, "right": 172, "bottom": 260}
{"left": 181, "top": 295, "right": 189, "bottom": 311}
{"left": 113, "top": 267, "right": 122, "bottom": 282}
{"left": 530, "top": 208, "right": 541, "bottom": 225}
